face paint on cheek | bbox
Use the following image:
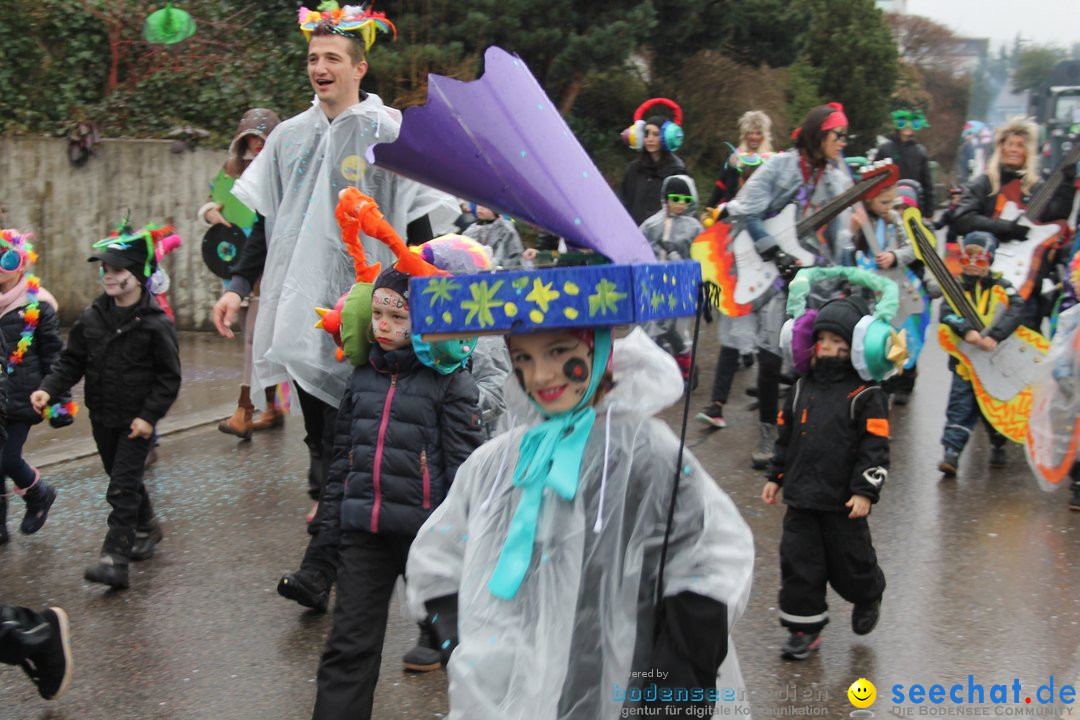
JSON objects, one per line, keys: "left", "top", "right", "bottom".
{"left": 815, "top": 341, "right": 822, "bottom": 356}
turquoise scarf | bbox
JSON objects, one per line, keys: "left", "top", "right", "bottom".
{"left": 488, "top": 328, "right": 613, "bottom": 600}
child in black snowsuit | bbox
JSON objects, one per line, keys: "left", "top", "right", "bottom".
{"left": 762, "top": 296, "right": 889, "bottom": 660}
{"left": 31, "top": 226, "right": 181, "bottom": 590}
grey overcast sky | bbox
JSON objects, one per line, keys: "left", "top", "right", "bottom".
{"left": 906, "top": 0, "right": 1079, "bottom": 47}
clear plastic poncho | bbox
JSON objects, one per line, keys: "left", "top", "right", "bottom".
{"left": 406, "top": 328, "right": 755, "bottom": 719}
{"left": 232, "top": 96, "right": 459, "bottom": 406}
{"left": 1025, "top": 304, "right": 1080, "bottom": 490}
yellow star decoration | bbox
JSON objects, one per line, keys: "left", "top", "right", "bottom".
{"left": 887, "top": 329, "right": 910, "bottom": 368}
{"left": 526, "top": 278, "right": 560, "bottom": 313}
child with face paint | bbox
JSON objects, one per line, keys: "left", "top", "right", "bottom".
{"left": 30, "top": 223, "right": 181, "bottom": 589}
{"left": 405, "top": 326, "right": 754, "bottom": 719}
{"left": 936, "top": 231, "right": 1026, "bottom": 476}
{"left": 311, "top": 264, "right": 485, "bottom": 719}
{"left": 0, "top": 230, "right": 66, "bottom": 545}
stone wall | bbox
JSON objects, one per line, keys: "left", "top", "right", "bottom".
{"left": 0, "top": 137, "right": 227, "bottom": 330}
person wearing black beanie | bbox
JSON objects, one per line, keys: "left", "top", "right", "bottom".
{"left": 762, "top": 293, "right": 889, "bottom": 661}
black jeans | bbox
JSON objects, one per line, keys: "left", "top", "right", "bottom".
{"left": 313, "top": 531, "right": 413, "bottom": 720}
{"left": 708, "top": 346, "right": 740, "bottom": 405}
{"left": 0, "top": 604, "right": 49, "bottom": 666}
{"left": 91, "top": 422, "right": 155, "bottom": 559}
{"left": 295, "top": 387, "right": 341, "bottom": 583}
{"left": 1, "top": 421, "right": 37, "bottom": 491}
{"left": 757, "top": 349, "right": 783, "bottom": 424}
{"left": 296, "top": 385, "right": 337, "bottom": 501}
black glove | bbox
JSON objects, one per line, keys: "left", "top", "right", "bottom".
{"left": 773, "top": 251, "right": 799, "bottom": 279}
{"left": 49, "top": 413, "right": 75, "bottom": 429}
{"left": 425, "top": 594, "right": 459, "bottom": 666}
{"left": 1008, "top": 221, "right": 1029, "bottom": 241}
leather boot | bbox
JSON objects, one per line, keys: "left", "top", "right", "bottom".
{"left": 251, "top": 387, "right": 284, "bottom": 431}
{"left": 218, "top": 385, "right": 254, "bottom": 440}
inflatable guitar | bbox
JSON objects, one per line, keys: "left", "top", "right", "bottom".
{"left": 991, "top": 136, "right": 1080, "bottom": 298}
{"left": 903, "top": 206, "right": 1049, "bottom": 443}
{"left": 693, "top": 162, "right": 898, "bottom": 317}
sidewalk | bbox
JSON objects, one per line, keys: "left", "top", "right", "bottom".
{"left": 24, "top": 331, "right": 247, "bottom": 468}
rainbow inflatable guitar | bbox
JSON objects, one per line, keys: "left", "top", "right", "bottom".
{"left": 692, "top": 162, "right": 898, "bottom": 317}
{"left": 903, "top": 206, "right": 1049, "bottom": 443}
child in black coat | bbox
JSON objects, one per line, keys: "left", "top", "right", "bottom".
{"left": 762, "top": 296, "right": 890, "bottom": 660}
{"left": 0, "top": 230, "right": 66, "bottom": 543}
{"left": 31, "top": 224, "right": 181, "bottom": 590}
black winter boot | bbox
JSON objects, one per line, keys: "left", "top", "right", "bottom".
{"left": 402, "top": 623, "right": 443, "bottom": 672}
{"left": 277, "top": 568, "right": 330, "bottom": 613}
{"left": 84, "top": 554, "right": 129, "bottom": 589}
{"left": 20, "top": 480, "right": 57, "bottom": 535}
{"left": 130, "top": 518, "right": 164, "bottom": 561}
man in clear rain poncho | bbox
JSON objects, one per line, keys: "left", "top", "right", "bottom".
{"left": 211, "top": 7, "right": 458, "bottom": 521}
{"left": 405, "top": 317, "right": 755, "bottom": 718}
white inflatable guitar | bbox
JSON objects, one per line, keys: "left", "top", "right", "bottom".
{"left": 990, "top": 138, "right": 1080, "bottom": 296}
{"left": 729, "top": 162, "right": 899, "bottom": 307}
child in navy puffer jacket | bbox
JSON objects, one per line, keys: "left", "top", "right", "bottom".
{"left": 312, "top": 264, "right": 484, "bottom": 720}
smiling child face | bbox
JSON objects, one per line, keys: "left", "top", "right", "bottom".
{"left": 507, "top": 330, "right": 595, "bottom": 415}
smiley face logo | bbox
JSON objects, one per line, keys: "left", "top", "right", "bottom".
{"left": 340, "top": 154, "right": 365, "bottom": 182}
{"left": 848, "top": 678, "right": 877, "bottom": 708}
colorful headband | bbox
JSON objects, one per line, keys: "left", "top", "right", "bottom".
{"left": 892, "top": 109, "right": 929, "bottom": 131}
{"left": 298, "top": 1, "right": 396, "bottom": 50}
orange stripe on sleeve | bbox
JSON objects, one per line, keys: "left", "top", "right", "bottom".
{"left": 777, "top": 410, "right": 785, "bottom": 426}
{"left": 867, "top": 417, "right": 890, "bottom": 438}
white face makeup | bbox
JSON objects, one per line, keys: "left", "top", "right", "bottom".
{"left": 371, "top": 287, "right": 411, "bottom": 351}
{"left": 507, "top": 330, "right": 594, "bottom": 415}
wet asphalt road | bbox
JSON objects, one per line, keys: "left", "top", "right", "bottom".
{"left": 3, "top": 328, "right": 1080, "bottom": 719}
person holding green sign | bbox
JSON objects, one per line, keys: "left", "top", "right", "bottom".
{"left": 197, "top": 109, "right": 290, "bottom": 442}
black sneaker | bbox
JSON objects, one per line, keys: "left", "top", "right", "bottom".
{"left": 20, "top": 483, "right": 57, "bottom": 535}
{"left": 130, "top": 519, "right": 164, "bottom": 561}
{"left": 938, "top": 448, "right": 960, "bottom": 476}
{"left": 84, "top": 554, "right": 129, "bottom": 590}
{"left": 277, "top": 569, "right": 330, "bottom": 613}
{"left": 20, "top": 607, "right": 73, "bottom": 700}
{"left": 741, "top": 353, "right": 755, "bottom": 369}
{"left": 892, "top": 391, "right": 911, "bottom": 406}
{"left": 402, "top": 625, "right": 442, "bottom": 672}
{"left": 852, "top": 599, "right": 881, "bottom": 635}
{"left": 781, "top": 631, "right": 822, "bottom": 660}
{"left": 989, "top": 446, "right": 1007, "bottom": 468}
{"left": 695, "top": 402, "right": 727, "bottom": 429}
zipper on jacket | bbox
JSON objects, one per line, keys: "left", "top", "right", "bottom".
{"left": 420, "top": 448, "right": 431, "bottom": 509}
{"left": 370, "top": 374, "right": 397, "bottom": 532}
